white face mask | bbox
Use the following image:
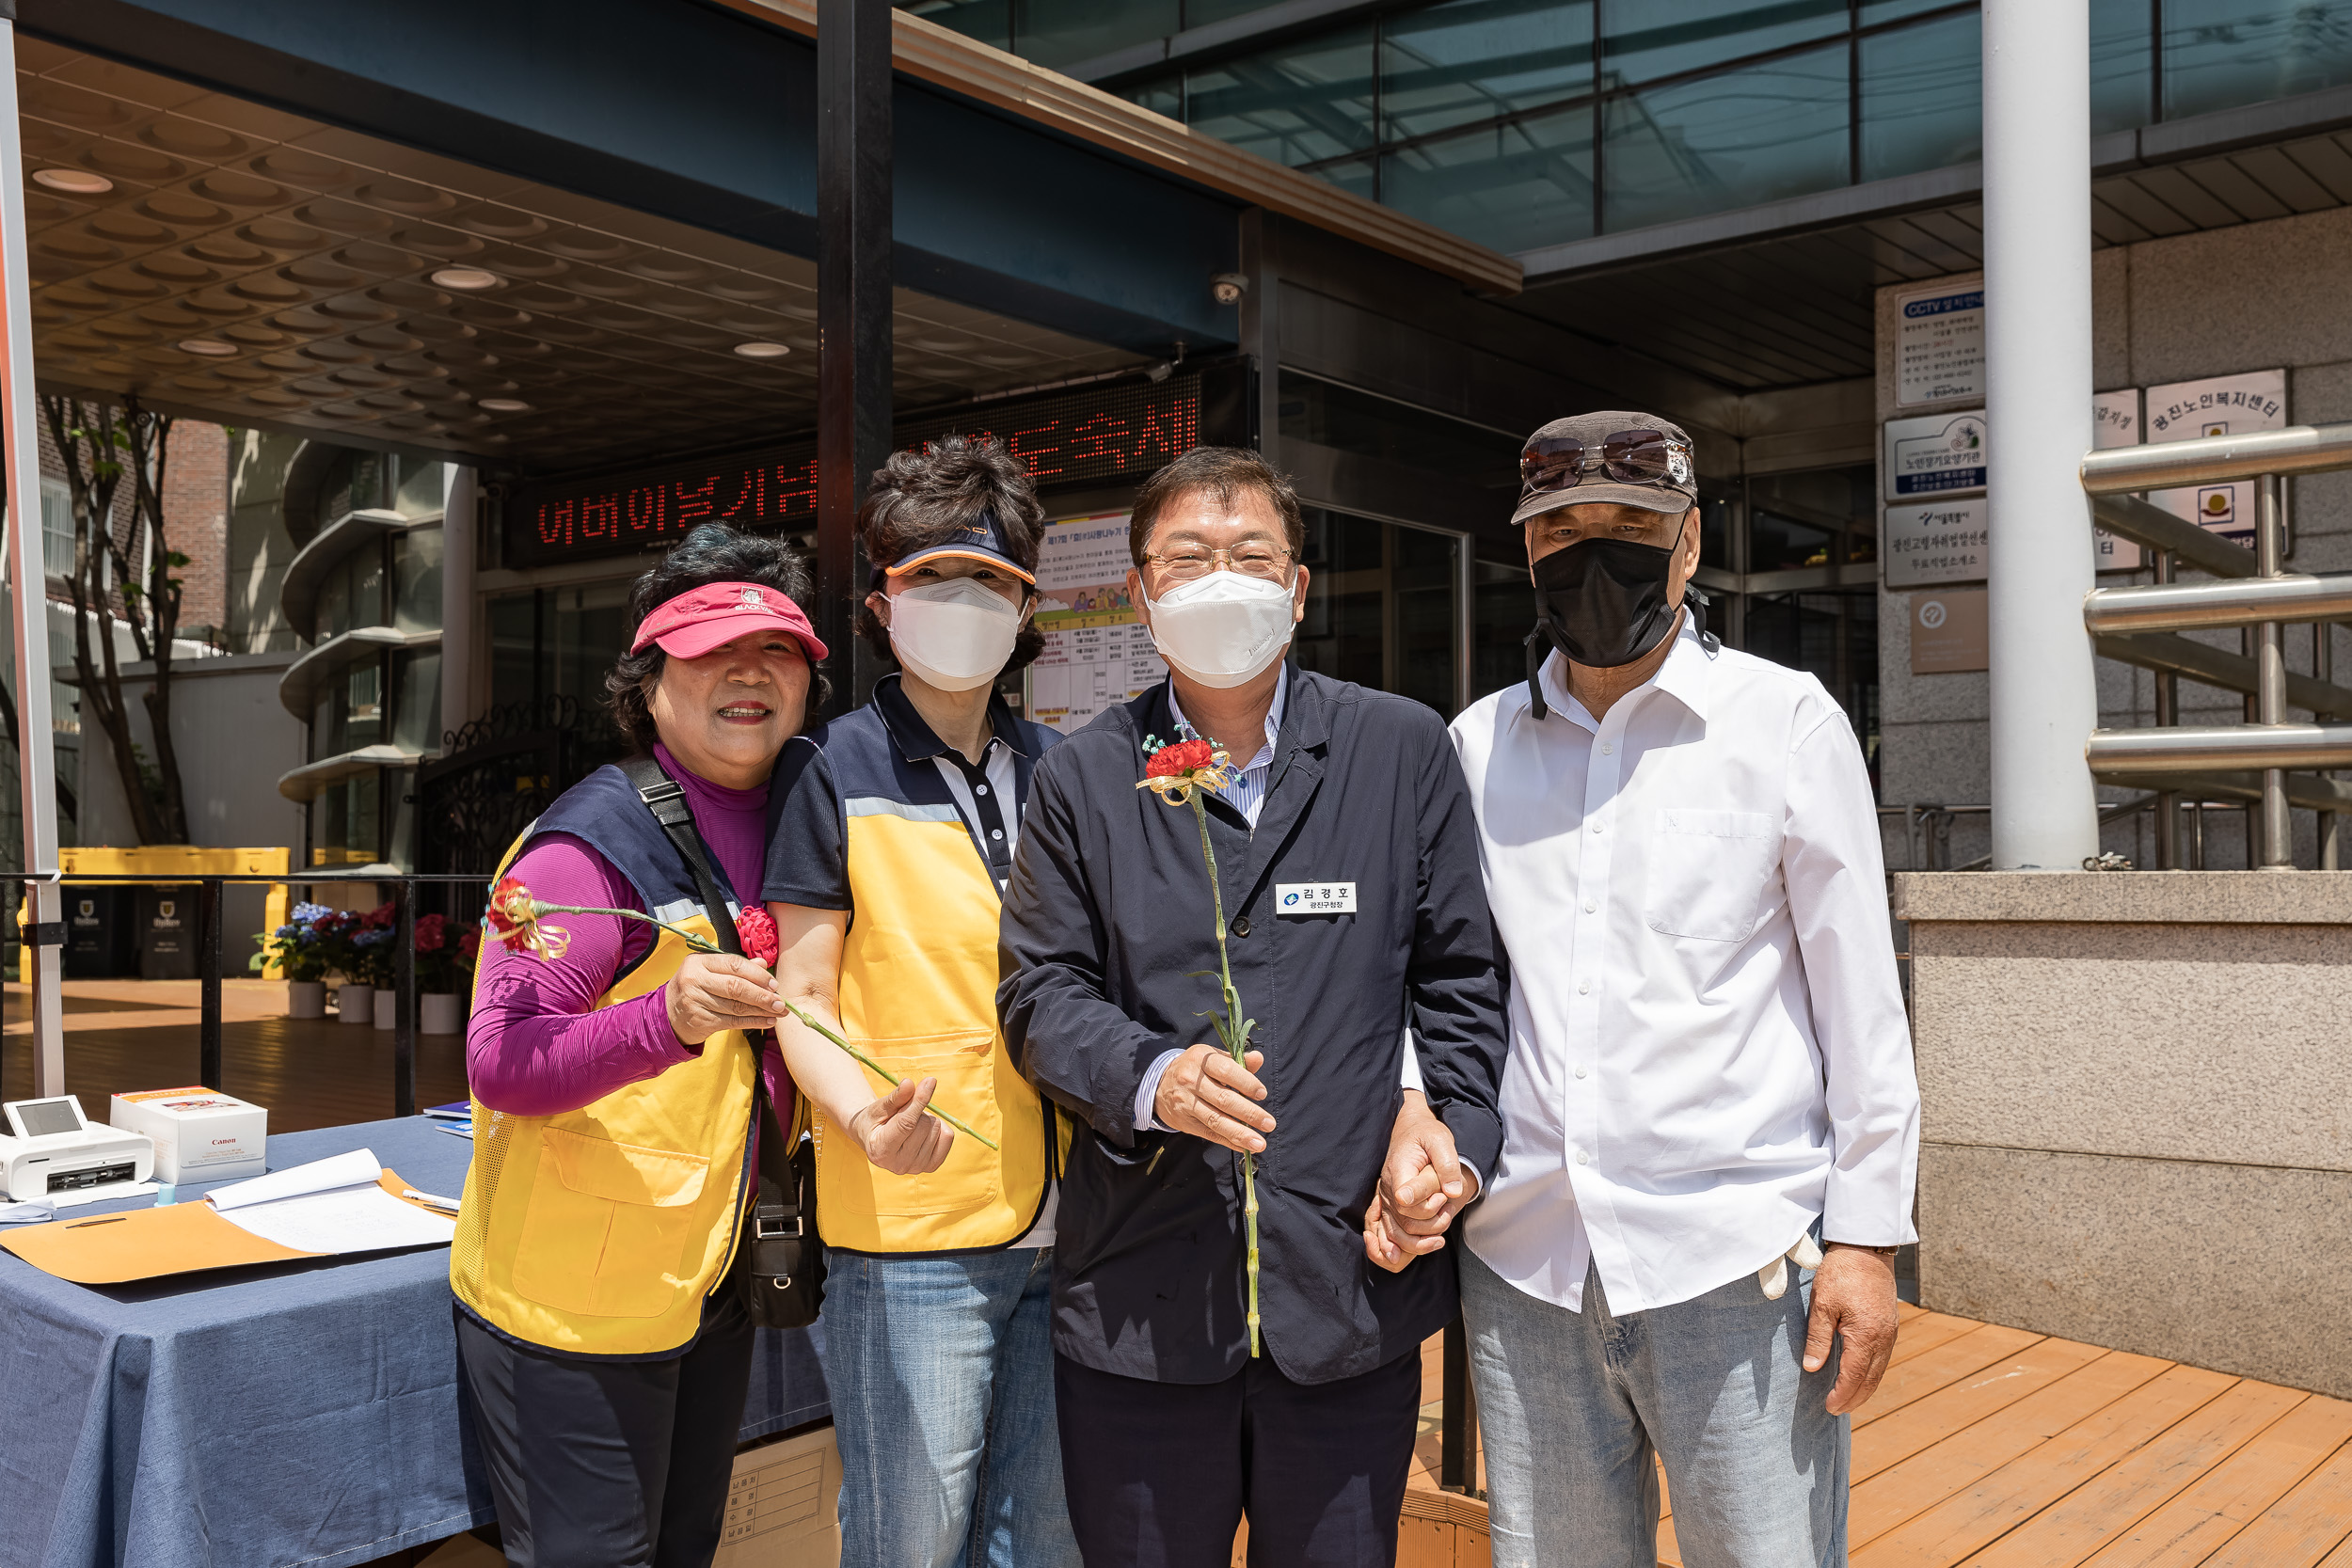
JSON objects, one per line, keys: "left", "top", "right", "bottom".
{"left": 1144, "top": 568, "right": 1297, "bottom": 689}
{"left": 886, "top": 578, "right": 1025, "bottom": 692}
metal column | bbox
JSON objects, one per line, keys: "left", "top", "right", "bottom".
{"left": 199, "top": 880, "right": 223, "bottom": 1089}
{"left": 817, "top": 0, "right": 893, "bottom": 719}
{"left": 0, "top": 20, "right": 66, "bottom": 1092}
{"left": 2151, "top": 550, "right": 2179, "bottom": 868}
{"left": 2254, "top": 474, "right": 2291, "bottom": 867}
{"left": 1982, "top": 0, "right": 2101, "bottom": 869}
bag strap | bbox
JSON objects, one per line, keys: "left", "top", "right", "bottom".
{"left": 618, "top": 753, "right": 744, "bottom": 958}
{"left": 616, "top": 753, "right": 797, "bottom": 1211}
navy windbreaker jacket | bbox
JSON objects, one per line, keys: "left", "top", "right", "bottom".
{"left": 998, "top": 665, "right": 1509, "bottom": 1386}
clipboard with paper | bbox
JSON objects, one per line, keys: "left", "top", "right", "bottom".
{"left": 0, "top": 1148, "right": 456, "bottom": 1285}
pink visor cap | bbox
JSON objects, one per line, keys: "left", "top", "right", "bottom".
{"left": 629, "top": 581, "right": 830, "bottom": 663}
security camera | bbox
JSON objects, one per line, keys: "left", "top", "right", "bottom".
{"left": 1211, "top": 272, "right": 1249, "bottom": 306}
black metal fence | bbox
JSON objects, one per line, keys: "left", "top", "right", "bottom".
{"left": 2, "top": 871, "right": 487, "bottom": 1117}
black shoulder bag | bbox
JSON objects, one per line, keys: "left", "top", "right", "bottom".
{"left": 621, "top": 754, "right": 826, "bottom": 1329}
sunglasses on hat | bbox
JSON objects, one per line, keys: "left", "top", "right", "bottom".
{"left": 1518, "top": 428, "right": 1691, "bottom": 496}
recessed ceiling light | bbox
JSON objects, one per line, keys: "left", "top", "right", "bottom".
{"left": 178, "top": 338, "right": 239, "bottom": 356}
{"left": 34, "top": 168, "right": 113, "bottom": 196}
{"left": 476, "top": 398, "right": 532, "bottom": 413}
{"left": 430, "top": 267, "right": 500, "bottom": 291}
{"left": 733, "top": 341, "right": 791, "bottom": 358}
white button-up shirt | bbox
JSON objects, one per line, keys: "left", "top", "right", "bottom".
{"left": 1449, "top": 624, "right": 1918, "bottom": 1314}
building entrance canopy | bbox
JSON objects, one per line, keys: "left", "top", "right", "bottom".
{"left": 18, "top": 38, "right": 1157, "bottom": 478}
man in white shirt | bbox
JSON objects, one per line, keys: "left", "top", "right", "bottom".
{"left": 1381, "top": 411, "right": 1920, "bottom": 1567}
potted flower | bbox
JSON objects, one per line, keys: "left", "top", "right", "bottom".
{"left": 414, "top": 912, "right": 474, "bottom": 1036}
{"left": 251, "top": 901, "right": 337, "bottom": 1017}
{"left": 352, "top": 903, "right": 400, "bottom": 1029}
{"left": 302, "top": 906, "right": 373, "bottom": 1024}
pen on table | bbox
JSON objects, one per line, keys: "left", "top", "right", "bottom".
{"left": 402, "top": 1189, "right": 461, "bottom": 1213}
{"left": 67, "top": 1215, "right": 128, "bottom": 1229}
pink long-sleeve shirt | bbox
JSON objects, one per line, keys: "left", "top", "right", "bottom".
{"left": 468, "top": 744, "right": 791, "bottom": 1130}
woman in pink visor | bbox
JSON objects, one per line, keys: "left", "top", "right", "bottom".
{"left": 450, "top": 522, "right": 826, "bottom": 1568}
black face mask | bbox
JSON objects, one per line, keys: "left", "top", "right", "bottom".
{"left": 1524, "top": 531, "right": 1716, "bottom": 719}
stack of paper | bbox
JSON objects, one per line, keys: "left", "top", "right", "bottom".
{"left": 205, "top": 1149, "right": 456, "bottom": 1253}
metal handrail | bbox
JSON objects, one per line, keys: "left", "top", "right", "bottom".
{"left": 2084, "top": 724, "right": 2352, "bottom": 773}
{"left": 1, "top": 871, "right": 486, "bottom": 1116}
{"left": 2084, "top": 572, "right": 2352, "bottom": 635}
{"left": 2081, "top": 420, "right": 2352, "bottom": 493}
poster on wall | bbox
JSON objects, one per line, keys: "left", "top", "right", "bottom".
{"left": 1025, "top": 512, "right": 1166, "bottom": 735}
{"left": 1894, "top": 283, "right": 1985, "bottom": 407}
{"left": 2092, "top": 388, "right": 2145, "bottom": 572}
{"left": 2143, "top": 370, "right": 2286, "bottom": 547}
{"left": 1910, "top": 588, "right": 1989, "bottom": 675}
{"left": 1883, "top": 409, "right": 1988, "bottom": 499}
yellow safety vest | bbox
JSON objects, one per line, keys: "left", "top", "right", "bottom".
{"left": 452, "top": 852, "right": 757, "bottom": 1357}
{"left": 816, "top": 797, "right": 1057, "bottom": 1253}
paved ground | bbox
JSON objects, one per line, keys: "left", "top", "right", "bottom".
{"left": 0, "top": 977, "right": 468, "bottom": 1129}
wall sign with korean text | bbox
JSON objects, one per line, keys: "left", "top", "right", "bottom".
{"left": 2144, "top": 370, "right": 2286, "bottom": 547}
{"left": 1894, "top": 283, "right": 1985, "bottom": 407}
{"left": 503, "top": 361, "right": 1249, "bottom": 569}
{"left": 1883, "top": 410, "right": 1987, "bottom": 499}
{"left": 1883, "top": 498, "right": 1985, "bottom": 589}
{"left": 2092, "top": 388, "right": 2145, "bottom": 572}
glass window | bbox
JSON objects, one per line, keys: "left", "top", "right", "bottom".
{"left": 1293, "top": 511, "right": 1462, "bottom": 718}
{"left": 352, "top": 546, "right": 386, "bottom": 631}
{"left": 1126, "top": 74, "right": 1184, "bottom": 119}
{"left": 394, "top": 527, "right": 443, "bottom": 634}
{"left": 394, "top": 650, "right": 443, "bottom": 753}
{"left": 1601, "top": 41, "right": 1849, "bottom": 231}
{"left": 1186, "top": 0, "right": 1291, "bottom": 25}
{"left": 1857, "top": 0, "right": 1962, "bottom": 23}
{"left": 1186, "top": 25, "right": 1376, "bottom": 168}
{"left": 1012, "top": 0, "right": 1178, "bottom": 71}
{"left": 1277, "top": 372, "right": 1524, "bottom": 501}
{"left": 1379, "top": 0, "right": 1595, "bottom": 146}
{"left": 316, "top": 566, "right": 351, "bottom": 641}
{"left": 898, "top": 0, "right": 1010, "bottom": 52}
{"left": 1384, "top": 103, "right": 1598, "bottom": 249}
{"left": 345, "top": 657, "right": 385, "bottom": 750}
{"left": 1471, "top": 556, "right": 1531, "bottom": 703}
{"left": 393, "top": 456, "right": 445, "bottom": 517}
{"left": 2091, "top": 0, "right": 2154, "bottom": 132}
{"left": 2162, "top": 0, "right": 2352, "bottom": 120}
{"left": 313, "top": 770, "right": 382, "bottom": 867}
{"left": 1600, "top": 0, "right": 1848, "bottom": 87}
{"left": 488, "top": 591, "right": 537, "bottom": 712}
{"left": 1859, "top": 10, "right": 1981, "bottom": 183}
{"left": 39, "top": 477, "right": 74, "bottom": 578}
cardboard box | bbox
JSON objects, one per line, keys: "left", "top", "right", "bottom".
{"left": 108, "top": 1087, "right": 268, "bottom": 1184}
{"left": 715, "top": 1425, "right": 841, "bottom": 1566}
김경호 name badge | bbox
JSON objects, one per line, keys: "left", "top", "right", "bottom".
{"left": 1277, "top": 881, "right": 1356, "bottom": 914}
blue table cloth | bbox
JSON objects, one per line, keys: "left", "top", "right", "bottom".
{"left": 0, "top": 1117, "right": 830, "bottom": 1568}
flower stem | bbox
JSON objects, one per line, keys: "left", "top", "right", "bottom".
{"left": 1189, "top": 793, "right": 1261, "bottom": 1359}
{"left": 533, "top": 901, "right": 999, "bottom": 1150}
{"left": 774, "top": 997, "right": 1000, "bottom": 1151}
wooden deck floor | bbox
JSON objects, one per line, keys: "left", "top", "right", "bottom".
{"left": 0, "top": 978, "right": 469, "bottom": 1130}
{"left": 1387, "top": 1302, "right": 2352, "bottom": 1567}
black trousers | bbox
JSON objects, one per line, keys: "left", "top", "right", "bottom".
{"left": 454, "top": 1291, "right": 755, "bottom": 1568}
{"left": 1055, "top": 1347, "right": 1422, "bottom": 1568}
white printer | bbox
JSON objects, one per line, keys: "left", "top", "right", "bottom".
{"left": 0, "top": 1095, "right": 154, "bottom": 1202}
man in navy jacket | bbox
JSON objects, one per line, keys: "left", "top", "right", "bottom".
{"left": 999, "top": 447, "right": 1509, "bottom": 1567}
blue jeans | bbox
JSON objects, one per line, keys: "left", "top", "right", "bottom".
{"left": 817, "top": 1246, "right": 1079, "bottom": 1568}
{"left": 1459, "top": 1245, "right": 1847, "bottom": 1568}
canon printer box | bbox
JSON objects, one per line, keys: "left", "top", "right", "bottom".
{"left": 108, "top": 1086, "right": 267, "bottom": 1183}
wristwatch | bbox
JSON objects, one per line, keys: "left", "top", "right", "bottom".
{"left": 1824, "top": 1241, "right": 1902, "bottom": 1258}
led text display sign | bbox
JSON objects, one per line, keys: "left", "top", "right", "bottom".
{"left": 506, "top": 361, "right": 1248, "bottom": 569}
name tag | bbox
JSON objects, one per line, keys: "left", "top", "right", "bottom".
{"left": 1277, "top": 881, "right": 1357, "bottom": 915}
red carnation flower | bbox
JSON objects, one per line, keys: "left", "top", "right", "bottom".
{"left": 1147, "top": 738, "right": 1216, "bottom": 779}
{"left": 736, "top": 906, "right": 780, "bottom": 967}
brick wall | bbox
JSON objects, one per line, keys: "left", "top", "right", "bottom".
{"left": 163, "top": 420, "right": 229, "bottom": 639}
{"left": 34, "top": 404, "right": 229, "bottom": 641}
